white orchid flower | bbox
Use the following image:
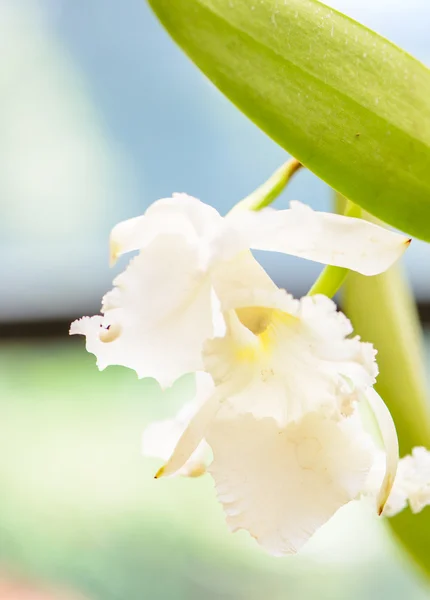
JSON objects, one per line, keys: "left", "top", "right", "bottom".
{"left": 398, "top": 447, "right": 430, "bottom": 514}
{"left": 149, "top": 294, "right": 399, "bottom": 555}
{"left": 367, "top": 446, "right": 430, "bottom": 517}
{"left": 70, "top": 194, "right": 410, "bottom": 389}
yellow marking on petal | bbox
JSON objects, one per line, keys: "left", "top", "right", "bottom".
{"left": 272, "top": 310, "right": 300, "bottom": 327}
{"left": 377, "top": 472, "right": 394, "bottom": 516}
{"left": 260, "top": 310, "right": 298, "bottom": 350}
{"left": 235, "top": 345, "right": 259, "bottom": 363}
{"left": 109, "top": 239, "right": 121, "bottom": 267}
{"left": 234, "top": 307, "right": 299, "bottom": 363}
{"left": 154, "top": 465, "right": 166, "bottom": 479}
{"left": 236, "top": 307, "right": 273, "bottom": 335}
{"left": 99, "top": 323, "right": 122, "bottom": 343}
{"left": 259, "top": 329, "right": 274, "bottom": 353}
{"left": 366, "top": 388, "right": 399, "bottom": 516}
{"left": 154, "top": 463, "right": 206, "bottom": 479}
{"left": 187, "top": 463, "right": 207, "bottom": 478}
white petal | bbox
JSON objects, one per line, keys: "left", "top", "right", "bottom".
{"left": 365, "top": 388, "right": 399, "bottom": 515}
{"left": 364, "top": 446, "right": 430, "bottom": 517}
{"left": 109, "top": 214, "right": 147, "bottom": 266}
{"left": 109, "top": 194, "right": 240, "bottom": 268}
{"left": 155, "top": 391, "right": 221, "bottom": 479}
{"left": 364, "top": 451, "right": 408, "bottom": 517}
{"left": 405, "top": 447, "right": 430, "bottom": 513}
{"left": 143, "top": 419, "right": 184, "bottom": 463}
{"left": 204, "top": 295, "right": 378, "bottom": 426}
{"left": 228, "top": 201, "right": 411, "bottom": 276}
{"left": 146, "top": 194, "right": 224, "bottom": 240}
{"left": 110, "top": 194, "right": 220, "bottom": 260}
{"left": 143, "top": 373, "right": 213, "bottom": 478}
{"left": 211, "top": 250, "right": 281, "bottom": 312}
{"left": 207, "top": 411, "right": 373, "bottom": 555}
{"left": 377, "top": 447, "right": 430, "bottom": 516}
{"left": 70, "top": 235, "right": 216, "bottom": 388}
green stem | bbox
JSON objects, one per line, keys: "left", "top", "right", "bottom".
{"left": 229, "top": 158, "right": 302, "bottom": 213}
{"left": 307, "top": 266, "right": 349, "bottom": 297}
{"left": 307, "top": 201, "right": 361, "bottom": 298}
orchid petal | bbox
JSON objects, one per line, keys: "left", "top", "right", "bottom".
{"left": 143, "top": 374, "right": 213, "bottom": 478}
{"left": 204, "top": 295, "right": 378, "bottom": 427}
{"left": 109, "top": 194, "right": 225, "bottom": 265}
{"left": 155, "top": 381, "right": 222, "bottom": 478}
{"left": 207, "top": 411, "right": 373, "bottom": 555}
{"left": 71, "top": 234, "right": 215, "bottom": 388}
{"left": 366, "top": 387, "right": 399, "bottom": 515}
{"left": 228, "top": 201, "right": 410, "bottom": 276}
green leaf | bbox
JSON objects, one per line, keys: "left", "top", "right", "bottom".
{"left": 148, "top": 0, "right": 430, "bottom": 240}
{"left": 342, "top": 210, "right": 430, "bottom": 577}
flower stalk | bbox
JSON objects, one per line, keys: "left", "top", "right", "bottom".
{"left": 307, "top": 203, "right": 362, "bottom": 297}
{"left": 230, "top": 158, "right": 302, "bottom": 213}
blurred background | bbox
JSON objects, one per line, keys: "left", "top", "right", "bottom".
{"left": 0, "top": 0, "right": 430, "bottom": 598}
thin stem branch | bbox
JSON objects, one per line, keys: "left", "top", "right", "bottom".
{"left": 229, "top": 158, "right": 302, "bottom": 214}
{"left": 307, "top": 201, "right": 362, "bottom": 298}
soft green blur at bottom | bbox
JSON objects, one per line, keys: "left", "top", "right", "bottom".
{"left": 0, "top": 340, "right": 430, "bottom": 599}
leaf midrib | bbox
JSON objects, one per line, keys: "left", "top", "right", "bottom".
{"left": 189, "top": 0, "right": 430, "bottom": 161}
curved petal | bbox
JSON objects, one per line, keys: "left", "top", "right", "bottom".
{"left": 109, "top": 194, "right": 225, "bottom": 265}
{"left": 227, "top": 201, "right": 411, "bottom": 276}
{"left": 211, "top": 250, "right": 288, "bottom": 313}
{"left": 207, "top": 411, "right": 373, "bottom": 555}
{"left": 371, "top": 447, "right": 430, "bottom": 517}
{"left": 364, "top": 450, "right": 408, "bottom": 517}
{"left": 403, "top": 447, "right": 430, "bottom": 514}
{"left": 203, "top": 296, "right": 378, "bottom": 426}
{"left": 142, "top": 374, "right": 214, "bottom": 478}
{"left": 70, "top": 234, "right": 216, "bottom": 388}
{"left": 155, "top": 386, "right": 221, "bottom": 478}
{"left": 109, "top": 214, "right": 147, "bottom": 266}
{"left": 365, "top": 388, "right": 399, "bottom": 515}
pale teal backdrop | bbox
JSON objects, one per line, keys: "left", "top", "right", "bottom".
{"left": 0, "top": 0, "right": 429, "bottom": 322}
